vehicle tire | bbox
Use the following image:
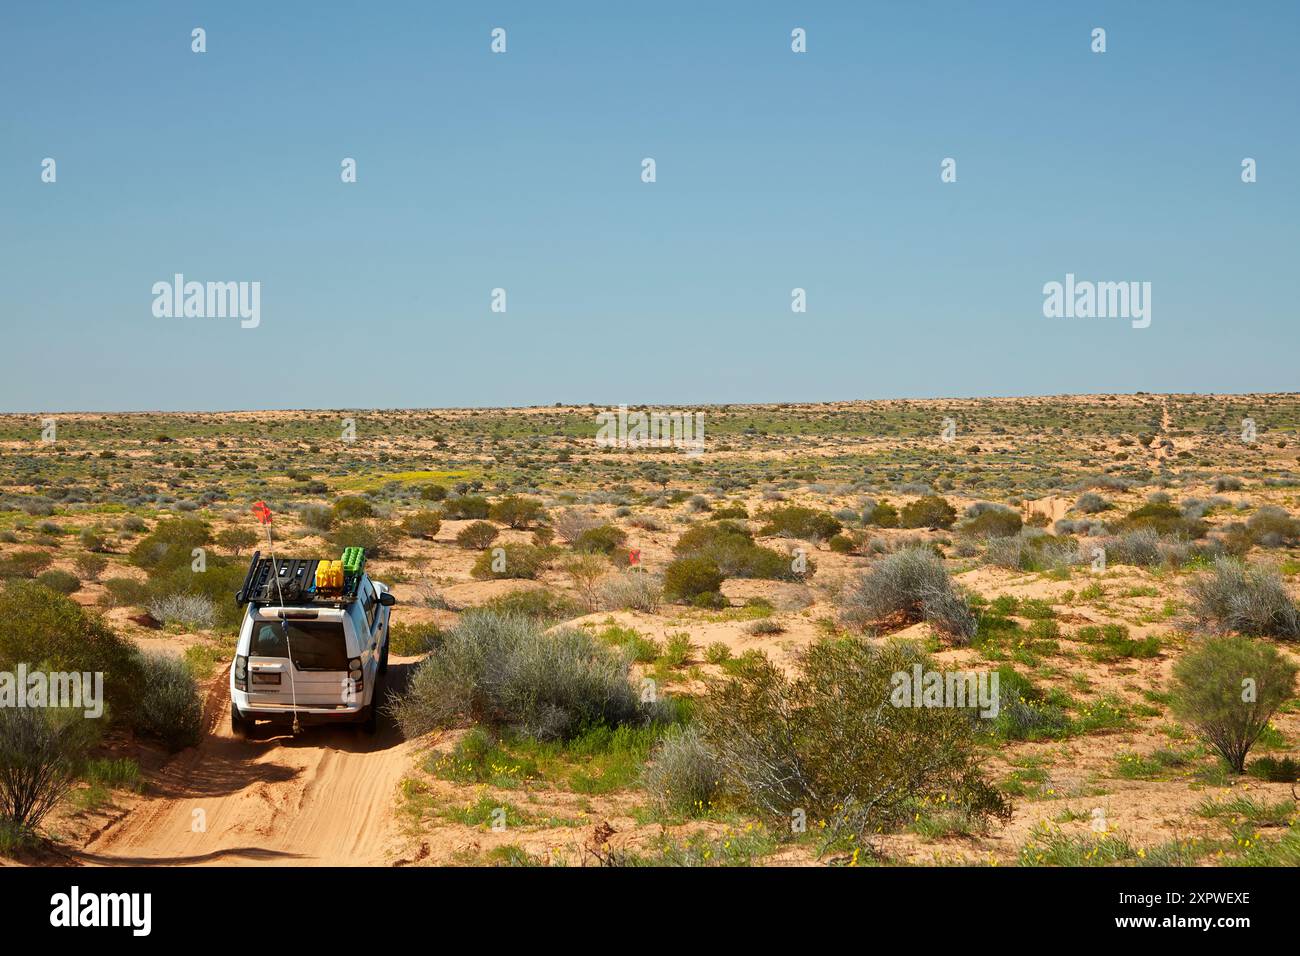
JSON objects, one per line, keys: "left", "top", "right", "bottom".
{"left": 360, "top": 703, "right": 378, "bottom": 735}
{"left": 231, "top": 703, "right": 252, "bottom": 738}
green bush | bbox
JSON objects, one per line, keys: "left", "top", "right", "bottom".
{"left": 144, "top": 560, "right": 246, "bottom": 631}
{"left": 840, "top": 546, "right": 976, "bottom": 641}
{"left": 100, "top": 577, "right": 149, "bottom": 608}
{"left": 327, "top": 519, "right": 401, "bottom": 557}
{"left": 215, "top": 527, "right": 258, "bottom": 555}
{"left": 135, "top": 651, "right": 203, "bottom": 751}
{"left": 573, "top": 524, "right": 627, "bottom": 556}
{"left": 489, "top": 496, "right": 545, "bottom": 529}
{"left": 0, "top": 580, "right": 143, "bottom": 721}
{"left": 899, "top": 496, "right": 957, "bottom": 530}
{"left": 479, "top": 588, "right": 581, "bottom": 622}
{"left": 393, "top": 611, "right": 654, "bottom": 741}
{"left": 674, "top": 520, "right": 806, "bottom": 582}
{"left": 299, "top": 505, "right": 334, "bottom": 533}
{"left": 441, "top": 496, "right": 491, "bottom": 520}
{"left": 128, "top": 518, "right": 212, "bottom": 572}
{"left": 1120, "top": 501, "right": 1206, "bottom": 539}
{"left": 470, "top": 543, "right": 549, "bottom": 580}
{"left": 418, "top": 484, "right": 448, "bottom": 502}
{"left": 455, "top": 520, "right": 498, "bottom": 549}
{"left": 400, "top": 511, "right": 442, "bottom": 539}
{"left": 332, "top": 496, "right": 376, "bottom": 520}
{"left": 695, "top": 638, "right": 1009, "bottom": 847}
{"left": 36, "top": 570, "right": 80, "bottom": 595}
{"left": 0, "top": 550, "right": 54, "bottom": 579}
{"left": 1171, "top": 635, "right": 1297, "bottom": 772}
{"left": 388, "top": 621, "right": 443, "bottom": 655}
{"left": 866, "top": 500, "right": 899, "bottom": 528}
{"left": 959, "top": 508, "right": 1022, "bottom": 538}
{"left": 664, "top": 556, "right": 725, "bottom": 603}
{"left": 758, "top": 506, "right": 842, "bottom": 541}
{"left": 828, "top": 534, "right": 855, "bottom": 554}
{"left": 79, "top": 528, "right": 108, "bottom": 552}
{"left": 0, "top": 706, "right": 99, "bottom": 833}
{"left": 74, "top": 553, "right": 108, "bottom": 582}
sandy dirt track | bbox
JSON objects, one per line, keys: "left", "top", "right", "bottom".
{"left": 80, "top": 666, "right": 416, "bottom": 867}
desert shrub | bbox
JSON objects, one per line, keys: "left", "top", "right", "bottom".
{"left": 984, "top": 531, "right": 1080, "bottom": 574}
{"left": 865, "top": 500, "right": 899, "bottom": 528}
{"left": 36, "top": 570, "right": 80, "bottom": 595}
{"left": 692, "top": 590, "right": 729, "bottom": 609}
{"left": 388, "top": 621, "right": 442, "bottom": 655}
{"left": 393, "top": 611, "right": 651, "bottom": 741}
{"left": 0, "top": 581, "right": 143, "bottom": 721}
{"left": 1247, "top": 756, "right": 1300, "bottom": 783}
{"left": 100, "top": 577, "right": 149, "bottom": 608}
{"left": 146, "top": 592, "right": 215, "bottom": 629}
{"left": 1213, "top": 476, "right": 1244, "bottom": 492}
{"left": 128, "top": 518, "right": 212, "bottom": 572}
{"left": 135, "top": 652, "right": 203, "bottom": 751}
{"left": 489, "top": 496, "right": 545, "bottom": 529}
{"left": 989, "top": 667, "right": 1071, "bottom": 741}
{"left": 332, "top": 496, "right": 376, "bottom": 520}
{"left": 479, "top": 588, "right": 581, "bottom": 622}
{"left": 746, "top": 618, "right": 786, "bottom": 636}
{"left": 597, "top": 571, "right": 663, "bottom": 613}
{"left": 1119, "top": 501, "right": 1206, "bottom": 539}
{"left": 299, "top": 505, "right": 334, "bottom": 533}
{"left": 1246, "top": 506, "right": 1300, "bottom": 548}
{"left": 74, "top": 553, "right": 108, "bottom": 582}
{"left": 674, "top": 520, "right": 752, "bottom": 555}
{"left": 573, "top": 524, "right": 627, "bottom": 556}
{"left": 561, "top": 553, "right": 610, "bottom": 607}
{"left": 440, "top": 495, "right": 490, "bottom": 520}
{"left": 695, "top": 638, "right": 1008, "bottom": 847}
{"left": 899, "top": 496, "right": 957, "bottom": 530}
{"left": 418, "top": 483, "right": 448, "bottom": 502}
{"left": 470, "top": 543, "right": 549, "bottom": 580}
{"left": 642, "top": 725, "right": 723, "bottom": 816}
{"left": 214, "top": 527, "right": 258, "bottom": 555}
{"left": 664, "top": 556, "right": 725, "bottom": 603}
{"left": 840, "top": 547, "right": 976, "bottom": 642}
{"left": 1171, "top": 635, "right": 1297, "bottom": 772}
{"left": 455, "top": 520, "right": 498, "bottom": 549}
{"left": 674, "top": 520, "right": 806, "bottom": 581}
{"left": 828, "top": 534, "right": 855, "bottom": 554}
{"left": 79, "top": 528, "right": 108, "bottom": 552}
{"left": 327, "top": 518, "right": 401, "bottom": 557}
{"left": 552, "top": 508, "right": 601, "bottom": 544}
{"left": 959, "top": 507, "right": 1022, "bottom": 538}
{"left": 400, "top": 510, "right": 442, "bottom": 539}
{"left": 1187, "top": 558, "right": 1300, "bottom": 639}
{"left": 0, "top": 550, "right": 54, "bottom": 579}
{"left": 1102, "top": 528, "right": 1162, "bottom": 567}
{"left": 758, "top": 506, "right": 842, "bottom": 542}
{"left": 143, "top": 560, "right": 246, "bottom": 631}
{"left": 0, "top": 706, "right": 99, "bottom": 833}
{"left": 1075, "top": 492, "right": 1112, "bottom": 514}
{"left": 712, "top": 504, "right": 749, "bottom": 520}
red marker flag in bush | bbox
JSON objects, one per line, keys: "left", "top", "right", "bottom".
{"left": 251, "top": 501, "right": 273, "bottom": 525}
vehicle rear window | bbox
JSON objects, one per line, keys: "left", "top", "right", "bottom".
{"left": 251, "top": 621, "right": 348, "bottom": 671}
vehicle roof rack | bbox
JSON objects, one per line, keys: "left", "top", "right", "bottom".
{"left": 235, "top": 549, "right": 366, "bottom": 607}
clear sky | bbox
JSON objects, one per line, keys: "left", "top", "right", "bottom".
{"left": 2, "top": 1, "right": 1296, "bottom": 413}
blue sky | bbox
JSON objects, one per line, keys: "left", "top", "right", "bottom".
{"left": 2, "top": 1, "right": 1296, "bottom": 412}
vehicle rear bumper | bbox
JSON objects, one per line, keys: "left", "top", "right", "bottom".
{"left": 232, "top": 691, "right": 366, "bottom": 724}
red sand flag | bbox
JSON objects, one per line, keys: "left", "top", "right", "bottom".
{"left": 251, "top": 501, "right": 273, "bottom": 525}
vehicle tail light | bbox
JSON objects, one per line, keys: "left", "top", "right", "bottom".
{"left": 348, "top": 657, "right": 363, "bottom": 694}
{"left": 234, "top": 655, "right": 248, "bottom": 690}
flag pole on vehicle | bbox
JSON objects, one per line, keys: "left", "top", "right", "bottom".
{"left": 252, "top": 501, "right": 300, "bottom": 734}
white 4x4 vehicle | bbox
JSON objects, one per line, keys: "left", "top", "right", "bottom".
{"left": 229, "top": 551, "right": 395, "bottom": 735}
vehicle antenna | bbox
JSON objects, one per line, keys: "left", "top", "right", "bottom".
{"left": 253, "top": 501, "right": 300, "bottom": 734}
